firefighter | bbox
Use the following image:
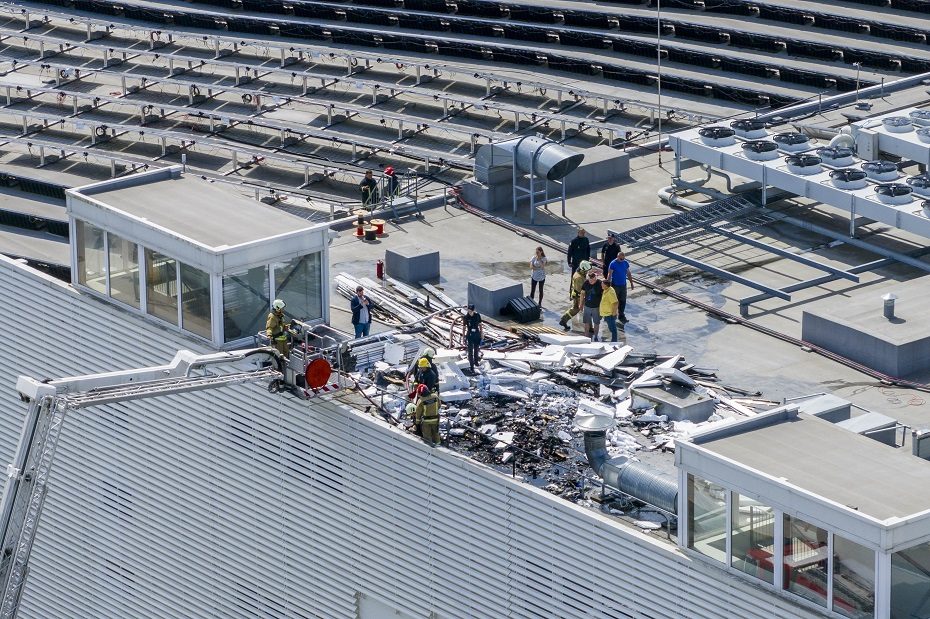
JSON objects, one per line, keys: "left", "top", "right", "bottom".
{"left": 414, "top": 357, "right": 439, "bottom": 393}
{"left": 266, "top": 299, "right": 290, "bottom": 356}
{"left": 413, "top": 384, "right": 441, "bottom": 446}
{"left": 558, "top": 260, "right": 591, "bottom": 331}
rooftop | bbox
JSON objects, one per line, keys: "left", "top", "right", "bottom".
{"left": 690, "top": 409, "right": 930, "bottom": 522}
{"left": 76, "top": 171, "right": 319, "bottom": 250}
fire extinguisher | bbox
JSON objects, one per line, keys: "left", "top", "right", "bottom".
{"left": 376, "top": 259, "right": 384, "bottom": 280}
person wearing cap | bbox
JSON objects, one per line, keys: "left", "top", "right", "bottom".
{"left": 580, "top": 271, "right": 603, "bottom": 340}
{"left": 413, "top": 384, "right": 441, "bottom": 446}
{"left": 265, "top": 299, "right": 290, "bottom": 356}
{"left": 384, "top": 166, "right": 399, "bottom": 197}
{"left": 463, "top": 304, "right": 483, "bottom": 374}
{"left": 558, "top": 260, "right": 591, "bottom": 331}
{"left": 350, "top": 285, "right": 372, "bottom": 338}
{"left": 601, "top": 234, "right": 620, "bottom": 277}
{"left": 359, "top": 170, "right": 379, "bottom": 206}
{"left": 566, "top": 227, "right": 591, "bottom": 281}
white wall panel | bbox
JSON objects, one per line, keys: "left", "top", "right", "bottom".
{"left": 0, "top": 257, "right": 831, "bottom": 619}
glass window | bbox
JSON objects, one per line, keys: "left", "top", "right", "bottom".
{"left": 145, "top": 249, "right": 178, "bottom": 325}
{"left": 892, "top": 540, "right": 930, "bottom": 619}
{"left": 783, "top": 514, "right": 829, "bottom": 607}
{"left": 687, "top": 474, "right": 727, "bottom": 563}
{"left": 180, "top": 263, "right": 211, "bottom": 339}
{"left": 223, "top": 266, "right": 270, "bottom": 342}
{"left": 833, "top": 535, "right": 875, "bottom": 619}
{"left": 730, "top": 493, "right": 775, "bottom": 584}
{"left": 273, "top": 252, "right": 323, "bottom": 322}
{"left": 76, "top": 220, "right": 106, "bottom": 293}
{"left": 107, "top": 232, "right": 139, "bottom": 308}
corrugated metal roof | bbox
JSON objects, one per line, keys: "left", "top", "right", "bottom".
{"left": 0, "top": 256, "right": 829, "bottom": 619}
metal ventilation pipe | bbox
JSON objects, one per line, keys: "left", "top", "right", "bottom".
{"left": 473, "top": 137, "right": 584, "bottom": 183}
{"left": 582, "top": 430, "right": 679, "bottom": 514}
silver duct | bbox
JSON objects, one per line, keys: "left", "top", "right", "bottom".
{"left": 474, "top": 137, "right": 584, "bottom": 184}
{"left": 583, "top": 430, "right": 679, "bottom": 515}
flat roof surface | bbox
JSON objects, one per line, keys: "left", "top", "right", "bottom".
{"left": 0, "top": 226, "right": 69, "bottom": 265}
{"left": 805, "top": 294, "right": 930, "bottom": 344}
{"left": 82, "top": 175, "right": 316, "bottom": 249}
{"left": 696, "top": 413, "right": 930, "bottom": 520}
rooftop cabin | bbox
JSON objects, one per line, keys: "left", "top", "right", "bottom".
{"left": 66, "top": 166, "right": 331, "bottom": 347}
{"left": 676, "top": 407, "right": 930, "bottom": 619}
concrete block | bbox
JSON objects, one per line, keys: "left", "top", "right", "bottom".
{"left": 384, "top": 245, "right": 439, "bottom": 283}
{"left": 468, "top": 274, "right": 523, "bottom": 317}
{"left": 802, "top": 293, "right": 930, "bottom": 377}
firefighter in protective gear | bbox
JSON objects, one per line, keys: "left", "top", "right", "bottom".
{"left": 405, "top": 402, "right": 418, "bottom": 434}
{"left": 414, "top": 356, "right": 438, "bottom": 393}
{"left": 413, "top": 384, "right": 441, "bottom": 446}
{"left": 558, "top": 260, "right": 591, "bottom": 330}
{"left": 266, "top": 299, "right": 290, "bottom": 357}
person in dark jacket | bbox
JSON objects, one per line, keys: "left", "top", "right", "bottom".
{"left": 350, "top": 285, "right": 372, "bottom": 338}
{"left": 360, "top": 170, "right": 379, "bottom": 206}
{"left": 601, "top": 234, "right": 620, "bottom": 277}
{"left": 567, "top": 228, "right": 591, "bottom": 276}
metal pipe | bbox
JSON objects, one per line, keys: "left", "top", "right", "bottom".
{"left": 582, "top": 430, "right": 678, "bottom": 514}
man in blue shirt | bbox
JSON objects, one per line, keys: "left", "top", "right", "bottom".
{"left": 606, "top": 251, "right": 634, "bottom": 325}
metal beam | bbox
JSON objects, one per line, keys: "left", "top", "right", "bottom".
{"left": 710, "top": 225, "right": 859, "bottom": 282}
{"left": 650, "top": 246, "right": 792, "bottom": 300}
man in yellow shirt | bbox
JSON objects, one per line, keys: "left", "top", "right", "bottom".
{"left": 598, "top": 278, "right": 620, "bottom": 342}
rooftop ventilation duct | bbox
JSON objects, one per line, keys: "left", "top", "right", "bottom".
{"left": 474, "top": 137, "right": 584, "bottom": 184}
{"left": 816, "top": 146, "right": 854, "bottom": 167}
{"left": 580, "top": 428, "right": 678, "bottom": 515}
{"left": 741, "top": 140, "right": 779, "bottom": 161}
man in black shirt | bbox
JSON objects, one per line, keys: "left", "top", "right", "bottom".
{"left": 580, "top": 271, "right": 602, "bottom": 340}
{"left": 601, "top": 234, "right": 620, "bottom": 277}
{"left": 463, "top": 304, "right": 483, "bottom": 374}
{"left": 566, "top": 228, "right": 591, "bottom": 276}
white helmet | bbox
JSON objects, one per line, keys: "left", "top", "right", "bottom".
{"left": 405, "top": 403, "right": 416, "bottom": 415}
{"left": 423, "top": 347, "right": 436, "bottom": 359}
{"left": 272, "top": 299, "right": 286, "bottom": 311}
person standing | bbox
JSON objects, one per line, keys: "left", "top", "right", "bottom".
{"left": 558, "top": 260, "right": 590, "bottom": 331}
{"left": 599, "top": 278, "right": 619, "bottom": 342}
{"left": 414, "top": 384, "right": 441, "bottom": 446}
{"left": 601, "top": 234, "right": 620, "bottom": 277}
{"left": 360, "top": 170, "right": 378, "bottom": 206}
{"left": 414, "top": 357, "right": 438, "bottom": 393}
{"left": 265, "top": 299, "right": 290, "bottom": 356}
{"left": 580, "top": 271, "right": 602, "bottom": 341}
{"left": 529, "top": 246, "right": 547, "bottom": 307}
{"left": 566, "top": 228, "right": 591, "bottom": 277}
{"left": 606, "top": 251, "right": 635, "bottom": 325}
{"left": 463, "top": 304, "right": 483, "bottom": 374}
{"left": 384, "top": 166, "right": 399, "bottom": 197}
{"left": 350, "top": 285, "right": 372, "bottom": 338}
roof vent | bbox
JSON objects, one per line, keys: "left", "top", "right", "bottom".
{"left": 917, "top": 127, "right": 930, "bottom": 144}
{"left": 772, "top": 132, "right": 809, "bottom": 152}
{"left": 830, "top": 168, "right": 868, "bottom": 190}
{"left": 730, "top": 118, "right": 767, "bottom": 139}
{"left": 862, "top": 160, "right": 898, "bottom": 182}
{"left": 785, "top": 154, "right": 822, "bottom": 175}
{"left": 906, "top": 174, "right": 930, "bottom": 198}
{"left": 816, "top": 146, "right": 854, "bottom": 167}
{"left": 882, "top": 116, "right": 913, "bottom": 133}
{"left": 742, "top": 140, "right": 779, "bottom": 161}
{"left": 698, "top": 126, "right": 736, "bottom": 147}
{"left": 874, "top": 183, "right": 913, "bottom": 205}
{"left": 909, "top": 109, "right": 930, "bottom": 126}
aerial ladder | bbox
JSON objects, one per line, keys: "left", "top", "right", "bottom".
{"left": 0, "top": 347, "right": 294, "bottom": 619}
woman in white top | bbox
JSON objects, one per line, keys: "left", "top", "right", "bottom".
{"left": 530, "top": 246, "right": 547, "bottom": 307}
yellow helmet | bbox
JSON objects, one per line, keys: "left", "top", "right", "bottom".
{"left": 417, "top": 358, "right": 430, "bottom": 368}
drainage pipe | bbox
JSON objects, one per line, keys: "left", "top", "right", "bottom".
{"left": 583, "top": 430, "right": 678, "bottom": 514}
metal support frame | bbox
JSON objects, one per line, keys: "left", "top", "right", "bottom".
{"left": 650, "top": 245, "right": 791, "bottom": 301}
{"left": 511, "top": 139, "right": 567, "bottom": 225}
